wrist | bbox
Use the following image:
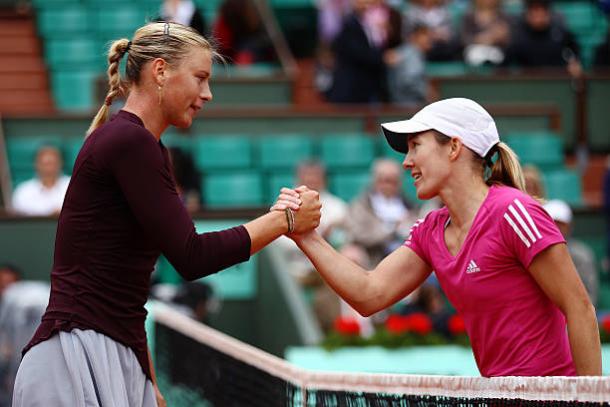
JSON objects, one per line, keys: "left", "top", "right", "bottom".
{"left": 284, "top": 208, "right": 295, "bottom": 234}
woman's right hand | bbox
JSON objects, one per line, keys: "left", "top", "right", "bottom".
{"left": 270, "top": 186, "right": 321, "bottom": 235}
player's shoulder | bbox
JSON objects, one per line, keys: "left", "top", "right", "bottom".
{"left": 487, "top": 184, "right": 540, "bottom": 215}
{"left": 411, "top": 206, "right": 448, "bottom": 232}
{"left": 92, "top": 112, "right": 159, "bottom": 157}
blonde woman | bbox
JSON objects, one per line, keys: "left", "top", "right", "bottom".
{"left": 12, "top": 22, "right": 320, "bottom": 407}
{"left": 275, "top": 98, "right": 601, "bottom": 377}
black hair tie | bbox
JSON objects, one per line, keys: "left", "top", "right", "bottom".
{"left": 485, "top": 145, "right": 499, "bottom": 168}
{"left": 125, "top": 41, "right": 132, "bottom": 54}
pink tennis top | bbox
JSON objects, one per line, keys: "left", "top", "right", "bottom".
{"left": 405, "top": 185, "right": 575, "bottom": 377}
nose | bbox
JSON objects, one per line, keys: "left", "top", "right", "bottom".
{"left": 402, "top": 151, "right": 413, "bottom": 170}
{"left": 200, "top": 81, "right": 212, "bottom": 102}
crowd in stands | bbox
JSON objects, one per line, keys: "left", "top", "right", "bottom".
{"left": 159, "top": 0, "right": 275, "bottom": 65}
{"left": 316, "top": 0, "right": 610, "bottom": 105}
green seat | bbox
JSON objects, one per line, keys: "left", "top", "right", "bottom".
{"left": 7, "top": 136, "right": 63, "bottom": 172}
{"left": 63, "top": 137, "right": 84, "bottom": 173}
{"left": 134, "top": 0, "right": 163, "bottom": 15}
{"left": 11, "top": 169, "right": 36, "bottom": 189}
{"left": 379, "top": 136, "right": 406, "bottom": 163}
{"left": 45, "top": 38, "right": 103, "bottom": 70}
{"left": 258, "top": 134, "right": 314, "bottom": 170}
{"left": 329, "top": 171, "right": 370, "bottom": 202}
{"left": 31, "top": 0, "right": 80, "bottom": 10}
{"left": 543, "top": 168, "right": 583, "bottom": 207}
{"left": 192, "top": 135, "right": 252, "bottom": 171}
{"left": 202, "top": 171, "right": 263, "bottom": 208}
{"left": 266, "top": 173, "right": 295, "bottom": 204}
{"left": 555, "top": 2, "right": 599, "bottom": 36}
{"left": 427, "top": 62, "right": 468, "bottom": 77}
{"left": 94, "top": 6, "right": 145, "bottom": 40}
{"left": 37, "top": 7, "right": 91, "bottom": 38}
{"left": 51, "top": 70, "right": 100, "bottom": 112}
{"left": 504, "top": 132, "right": 564, "bottom": 170}
{"left": 161, "top": 132, "right": 193, "bottom": 153}
{"left": 320, "top": 134, "right": 376, "bottom": 169}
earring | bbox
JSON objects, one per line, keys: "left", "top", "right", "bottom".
{"left": 157, "top": 85, "right": 163, "bottom": 106}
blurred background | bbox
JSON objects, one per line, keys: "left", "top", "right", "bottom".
{"left": 0, "top": 0, "right": 609, "bottom": 404}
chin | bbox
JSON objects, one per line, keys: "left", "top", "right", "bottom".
{"left": 172, "top": 116, "right": 193, "bottom": 129}
{"left": 416, "top": 187, "right": 437, "bottom": 201}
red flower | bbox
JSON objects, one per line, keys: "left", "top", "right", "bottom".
{"left": 407, "top": 313, "right": 433, "bottom": 335}
{"left": 386, "top": 314, "right": 411, "bottom": 334}
{"left": 601, "top": 315, "right": 610, "bottom": 334}
{"left": 334, "top": 316, "right": 360, "bottom": 336}
{"left": 448, "top": 314, "right": 466, "bottom": 335}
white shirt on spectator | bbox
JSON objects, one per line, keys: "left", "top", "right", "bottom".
{"left": 12, "top": 176, "right": 70, "bottom": 216}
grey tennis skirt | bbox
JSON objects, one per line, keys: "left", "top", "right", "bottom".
{"left": 12, "top": 329, "right": 157, "bottom": 407}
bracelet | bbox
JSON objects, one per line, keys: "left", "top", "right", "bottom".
{"left": 284, "top": 207, "right": 295, "bottom": 233}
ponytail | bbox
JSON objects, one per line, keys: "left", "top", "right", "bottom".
{"left": 86, "top": 39, "right": 130, "bottom": 137}
{"left": 486, "top": 142, "right": 526, "bottom": 192}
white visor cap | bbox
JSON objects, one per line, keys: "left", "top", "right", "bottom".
{"left": 381, "top": 98, "right": 500, "bottom": 158}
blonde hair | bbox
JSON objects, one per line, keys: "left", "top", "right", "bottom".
{"left": 485, "top": 142, "right": 526, "bottom": 192}
{"left": 87, "top": 22, "right": 220, "bottom": 137}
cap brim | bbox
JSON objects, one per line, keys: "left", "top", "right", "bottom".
{"left": 381, "top": 119, "right": 431, "bottom": 154}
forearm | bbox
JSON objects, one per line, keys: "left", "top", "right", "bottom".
{"left": 244, "top": 210, "right": 288, "bottom": 255}
{"left": 294, "top": 232, "right": 378, "bottom": 315}
{"left": 147, "top": 346, "right": 158, "bottom": 385}
{"left": 566, "top": 304, "right": 602, "bottom": 375}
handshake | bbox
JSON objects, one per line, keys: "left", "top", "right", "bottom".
{"left": 270, "top": 186, "right": 322, "bottom": 236}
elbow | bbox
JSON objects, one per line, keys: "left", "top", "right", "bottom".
{"left": 564, "top": 294, "right": 596, "bottom": 320}
{"left": 175, "top": 263, "right": 213, "bottom": 282}
{"left": 351, "top": 296, "right": 384, "bottom": 317}
{"left": 357, "top": 307, "right": 376, "bottom": 318}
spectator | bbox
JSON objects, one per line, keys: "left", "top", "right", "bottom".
{"left": 507, "top": 0, "right": 582, "bottom": 77}
{"left": 461, "top": 0, "right": 511, "bottom": 66}
{"left": 385, "top": 23, "right": 434, "bottom": 106}
{"left": 297, "top": 160, "right": 348, "bottom": 240}
{"left": 336, "top": 244, "right": 376, "bottom": 337}
{"left": 213, "top": 0, "right": 274, "bottom": 64}
{"left": 404, "top": 0, "right": 460, "bottom": 61}
{"left": 277, "top": 160, "right": 348, "bottom": 281}
{"left": 152, "top": 281, "right": 218, "bottom": 324}
{"left": 0, "top": 264, "right": 20, "bottom": 300}
{"left": 314, "top": 0, "right": 353, "bottom": 95}
{"left": 344, "top": 159, "right": 416, "bottom": 264}
{"left": 167, "top": 147, "right": 201, "bottom": 214}
{"left": 523, "top": 164, "right": 545, "bottom": 200}
{"left": 316, "top": 0, "right": 353, "bottom": 45}
{"left": 159, "top": 0, "right": 206, "bottom": 35}
{"left": 327, "top": 0, "right": 387, "bottom": 104}
{"left": 544, "top": 199, "right": 599, "bottom": 306}
{"left": 0, "top": 281, "right": 49, "bottom": 407}
{"left": 399, "top": 279, "right": 452, "bottom": 338}
{"left": 11, "top": 146, "right": 70, "bottom": 216}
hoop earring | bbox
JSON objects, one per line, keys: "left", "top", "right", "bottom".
{"left": 157, "top": 85, "right": 163, "bottom": 106}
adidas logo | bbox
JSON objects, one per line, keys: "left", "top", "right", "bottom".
{"left": 466, "top": 260, "right": 481, "bottom": 274}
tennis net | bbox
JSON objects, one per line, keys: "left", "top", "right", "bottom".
{"left": 151, "top": 304, "right": 610, "bottom": 406}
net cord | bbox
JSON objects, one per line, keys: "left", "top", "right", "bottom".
{"left": 152, "top": 303, "right": 610, "bottom": 403}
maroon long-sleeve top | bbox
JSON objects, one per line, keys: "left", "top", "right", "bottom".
{"left": 23, "top": 110, "right": 251, "bottom": 379}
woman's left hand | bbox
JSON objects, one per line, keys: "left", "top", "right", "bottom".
{"left": 270, "top": 187, "right": 303, "bottom": 212}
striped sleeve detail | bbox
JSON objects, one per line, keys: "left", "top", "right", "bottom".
{"left": 503, "top": 198, "right": 543, "bottom": 248}
{"left": 405, "top": 218, "right": 424, "bottom": 245}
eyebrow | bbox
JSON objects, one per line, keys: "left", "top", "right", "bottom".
{"left": 408, "top": 134, "right": 422, "bottom": 143}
